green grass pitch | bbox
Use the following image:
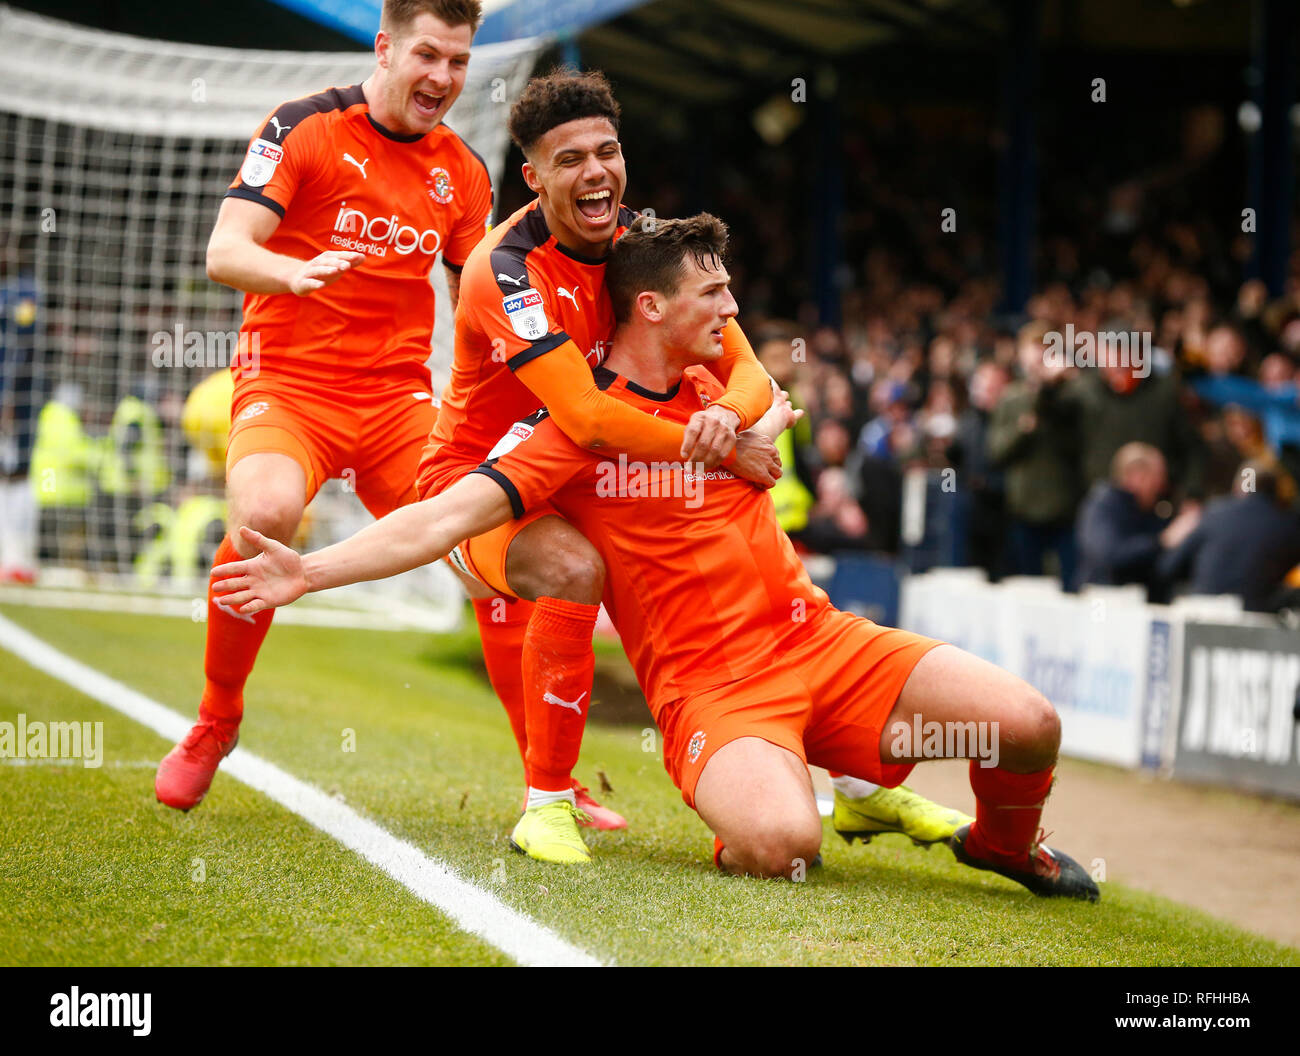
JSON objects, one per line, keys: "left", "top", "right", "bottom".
{"left": 1, "top": 603, "right": 1296, "bottom": 967}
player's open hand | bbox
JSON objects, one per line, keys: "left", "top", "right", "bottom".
{"left": 289, "top": 251, "right": 364, "bottom": 296}
{"left": 729, "top": 431, "right": 782, "bottom": 489}
{"left": 210, "top": 526, "right": 308, "bottom": 613}
{"left": 682, "top": 405, "right": 740, "bottom": 468}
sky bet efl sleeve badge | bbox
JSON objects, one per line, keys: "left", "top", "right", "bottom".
{"left": 502, "top": 289, "right": 549, "bottom": 341}
{"left": 240, "top": 138, "right": 283, "bottom": 188}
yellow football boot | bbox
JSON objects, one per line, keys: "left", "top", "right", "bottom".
{"left": 509, "top": 800, "right": 593, "bottom": 864}
{"left": 833, "top": 785, "right": 974, "bottom": 848}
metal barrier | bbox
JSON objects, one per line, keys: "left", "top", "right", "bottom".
{"left": 898, "top": 569, "right": 1300, "bottom": 800}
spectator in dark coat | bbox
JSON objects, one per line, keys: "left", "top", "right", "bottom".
{"left": 1071, "top": 364, "right": 1207, "bottom": 499}
{"left": 1076, "top": 443, "right": 1200, "bottom": 601}
{"left": 847, "top": 425, "right": 907, "bottom": 553}
{"left": 953, "top": 361, "right": 1009, "bottom": 579}
{"left": 988, "top": 324, "right": 1083, "bottom": 583}
{"left": 1156, "top": 461, "right": 1300, "bottom": 611}
{"left": 796, "top": 467, "right": 872, "bottom": 554}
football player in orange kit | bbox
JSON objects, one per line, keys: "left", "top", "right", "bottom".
{"left": 210, "top": 214, "right": 1097, "bottom": 901}
{"left": 424, "top": 71, "right": 966, "bottom": 862}
{"left": 411, "top": 70, "right": 780, "bottom": 861}
{"left": 154, "top": 0, "right": 494, "bottom": 810}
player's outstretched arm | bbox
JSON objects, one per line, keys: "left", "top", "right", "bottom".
{"left": 211, "top": 474, "right": 514, "bottom": 613}
{"left": 206, "top": 197, "right": 364, "bottom": 296}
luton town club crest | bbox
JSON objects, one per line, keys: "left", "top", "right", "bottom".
{"left": 687, "top": 730, "right": 707, "bottom": 764}
{"left": 428, "top": 167, "right": 454, "bottom": 204}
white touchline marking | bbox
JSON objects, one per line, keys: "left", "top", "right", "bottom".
{"left": 1, "top": 758, "right": 158, "bottom": 768}
{"left": 0, "top": 612, "right": 601, "bottom": 968}
{"left": 0, "top": 586, "right": 458, "bottom": 633}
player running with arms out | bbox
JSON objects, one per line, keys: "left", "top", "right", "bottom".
{"left": 154, "top": 0, "right": 494, "bottom": 811}
{"left": 411, "top": 69, "right": 781, "bottom": 862}
{"left": 210, "top": 216, "right": 1087, "bottom": 899}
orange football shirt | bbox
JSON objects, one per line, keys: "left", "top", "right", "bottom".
{"left": 473, "top": 366, "right": 830, "bottom": 711}
{"left": 417, "top": 199, "right": 771, "bottom": 495}
{"left": 420, "top": 198, "right": 631, "bottom": 485}
{"left": 226, "top": 84, "right": 493, "bottom": 392}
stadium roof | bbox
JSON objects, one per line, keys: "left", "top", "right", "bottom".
{"left": 265, "top": 0, "right": 1010, "bottom": 60}
{"left": 254, "top": 0, "right": 1252, "bottom": 111}
{"left": 20, "top": 1, "right": 1254, "bottom": 106}
{"left": 16, "top": 0, "right": 1258, "bottom": 131}
{"left": 260, "top": 0, "right": 649, "bottom": 44}
{"left": 553, "top": 0, "right": 1004, "bottom": 106}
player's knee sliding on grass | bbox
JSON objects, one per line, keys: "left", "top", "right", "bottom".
{"left": 699, "top": 643, "right": 1097, "bottom": 901}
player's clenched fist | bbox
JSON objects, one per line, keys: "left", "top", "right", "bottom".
{"left": 211, "top": 525, "right": 308, "bottom": 612}
{"left": 729, "top": 431, "right": 782, "bottom": 489}
{"left": 289, "top": 250, "right": 365, "bottom": 296}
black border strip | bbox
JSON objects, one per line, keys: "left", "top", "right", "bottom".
{"left": 224, "top": 187, "right": 286, "bottom": 219}
{"left": 506, "top": 331, "right": 571, "bottom": 372}
{"left": 366, "top": 113, "right": 424, "bottom": 143}
{"left": 471, "top": 466, "right": 524, "bottom": 519}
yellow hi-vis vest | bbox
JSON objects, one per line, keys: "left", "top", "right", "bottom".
{"left": 770, "top": 428, "right": 813, "bottom": 533}
{"left": 30, "top": 400, "right": 94, "bottom": 507}
{"left": 133, "top": 495, "right": 227, "bottom": 587}
{"left": 99, "top": 396, "right": 170, "bottom": 497}
{"left": 181, "top": 370, "right": 233, "bottom": 480}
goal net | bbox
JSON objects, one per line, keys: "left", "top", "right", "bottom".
{"left": 0, "top": 4, "right": 541, "bottom": 629}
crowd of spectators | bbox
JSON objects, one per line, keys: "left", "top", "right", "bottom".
{"left": 9, "top": 96, "right": 1300, "bottom": 612}
{"left": 693, "top": 108, "right": 1300, "bottom": 614}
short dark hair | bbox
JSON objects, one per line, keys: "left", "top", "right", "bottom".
{"left": 606, "top": 213, "right": 729, "bottom": 324}
{"left": 381, "top": 0, "right": 482, "bottom": 38}
{"left": 508, "top": 69, "right": 620, "bottom": 157}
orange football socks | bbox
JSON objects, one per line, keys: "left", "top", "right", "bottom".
{"left": 472, "top": 595, "right": 534, "bottom": 773}
{"left": 963, "top": 761, "right": 1054, "bottom": 865}
{"left": 199, "top": 534, "right": 274, "bottom": 727}
{"left": 522, "top": 597, "right": 598, "bottom": 792}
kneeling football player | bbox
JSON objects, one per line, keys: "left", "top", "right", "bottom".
{"left": 211, "top": 215, "right": 1096, "bottom": 899}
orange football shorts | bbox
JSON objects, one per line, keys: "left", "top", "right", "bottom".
{"left": 227, "top": 378, "right": 435, "bottom": 517}
{"left": 659, "top": 607, "right": 945, "bottom": 808}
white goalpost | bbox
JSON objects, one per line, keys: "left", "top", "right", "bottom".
{"left": 0, "top": 4, "right": 541, "bottom": 629}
